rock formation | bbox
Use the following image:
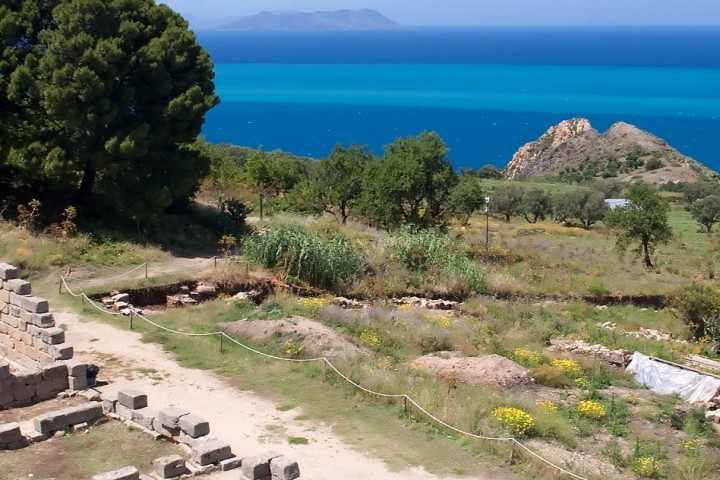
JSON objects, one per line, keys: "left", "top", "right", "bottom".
{"left": 504, "top": 118, "right": 712, "bottom": 183}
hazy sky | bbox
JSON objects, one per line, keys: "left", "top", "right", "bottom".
{"left": 160, "top": 0, "right": 720, "bottom": 26}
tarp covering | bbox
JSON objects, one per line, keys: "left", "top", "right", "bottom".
{"left": 626, "top": 352, "right": 720, "bottom": 403}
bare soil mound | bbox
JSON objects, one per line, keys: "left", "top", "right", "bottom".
{"left": 220, "top": 316, "right": 372, "bottom": 359}
{"left": 410, "top": 352, "right": 532, "bottom": 388}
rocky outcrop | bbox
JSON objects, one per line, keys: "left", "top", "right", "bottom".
{"left": 504, "top": 118, "right": 711, "bottom": 182}
{"left": 220, "top": 9, "right": 399, "bottom": 31}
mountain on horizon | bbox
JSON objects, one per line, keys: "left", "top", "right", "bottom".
{"left": 216, "top": 9, "right": 400, "bottom": 31}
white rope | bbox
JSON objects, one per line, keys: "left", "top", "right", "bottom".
{"left": 60, "top": 271, "right": 588, "bottom": 480}
{"left": 65, "top": 262, "right": 148, "bottom": 284}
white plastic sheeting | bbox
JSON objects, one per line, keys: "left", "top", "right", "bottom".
{"left": 626, "top": 352, "right": 720, "bottom": 404}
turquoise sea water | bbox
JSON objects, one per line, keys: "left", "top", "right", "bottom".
{"left": 200, "top": 29, "right": 720, "bottom": 170}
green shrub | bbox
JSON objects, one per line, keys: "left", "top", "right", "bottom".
{"left": 670, "top": 283, "right": 720, "bottom": 341}
{"left": 391, "top": 229, "right": 487, "bottom": 294}
{"left": 243, "top": 225, "right": 364, "bottom": 291}
{"left": 530, "top": 365, "right": 571, "bottom": 388}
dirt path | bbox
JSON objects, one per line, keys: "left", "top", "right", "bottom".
{"left": 56, "top": 308, "right": 489, "bottom": 480}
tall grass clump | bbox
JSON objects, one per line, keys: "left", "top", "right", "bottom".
{"left": 243, "top": 225, "right": 364, "bottom": 291}
{"left": 391, "top": 229, "right": 487, "bottom": 295}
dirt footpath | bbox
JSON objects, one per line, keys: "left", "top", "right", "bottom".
{"left": 56, "top": 309, "right": 485, "bottom": 480}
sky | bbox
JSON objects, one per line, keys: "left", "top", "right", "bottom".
{"left": 160, "top": 0, "right": 720, "bottom": 26}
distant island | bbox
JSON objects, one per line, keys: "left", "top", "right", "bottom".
{"left": 213, "top": 9, "right": 400, "bottom": 32}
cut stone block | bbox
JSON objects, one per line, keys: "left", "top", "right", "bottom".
{"left": 219, "top": 455, "right": 242, "bottom": 471}
{"left": 35, "top": 379, "right": 56, "bottom": 398}
{"left": 31, "top": 313, "right": 55, "bottom": 327}
{"left": 64, "top": 359, "right": 87, "bottom": 377}
{"left": 0, "top": 263, "right": 18, "bottom": 281}
{"left": 51, "top": 375, "right": 69, "bottom": 390}
{"left": 0, "top": 422, "right": 23, "bottom": 444}
{"left": 0, "top": 361, "right": 10, "bottom": 380}
{"left": 103, "top": 395, "right": 118, "bottom": 414}
{"left": 190, "top": 437, "right": 232, "bottom": 466}
{"left": 68, "top": 375, "right": 87, "bottom": 390}
{"left": 153, "top": 454, "right": 187, "bottom": 478}
{"left": 151, "top": 416, "right": 178, "bottom": 438}
{"left": 179, "top": 413, "right": 210, "bottom": 438}
{"left": 159, "top": 405, "right": 189, "bottom": 429}
{"left": 34, "top": 402, "right": 103, "bottom": 433}
{"left": 115, "top": 404, "right": 133, "bottom": 421}
{"left": 49, "top": 343, "right": 73, "bottom": 360}
{"left": 270, "top": 455, "right": 301, "bottom": 480}
{"left": 38, "top": 327, "right": 65, "bottom": 345}
{"left": 42, "top": 362, "right": 68, "bottom": 379}
{"left": 13, "top": 384, "right": 36, "bottom": 402}
{"left": 131, "top": 407, "right": 158, "bottom": 430}
{"left": 118, "top": 388, "right": 148, "bottom": 410}
{"left": 91, "top": 466, "right": 140, "bottom": 480}
{"left": 5, "top": 279, "right": 31, "bottom": 295}
{"left": 241, "top": 451, "right": 282, "bottom": 480}
{"left": 20, "top": 296, "right": 49, "bottom": 314}
{"left": 112, "top": 293, "right": 130, "bottom": 303}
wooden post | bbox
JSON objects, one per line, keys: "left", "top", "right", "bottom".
{"left": 403, "top": 396, "right": 408, "bottom": 414}
{"left": 130, "top": 311, "right": 134, "bottom": 330}
{"left": 145, "top": 263, "right": 148, "bottom": 279}
{"left": 259, "top": 193, "right": 264, "bottom": 220}
{"left": 509, "top": 441, "right": 517, "bottom": 465}
{"left": 245, "top": 261, "right": 249, "bottom": 276}
{"left": 58, "top": 280, "right": 63, "bottom": 295}
{"left": 220, "top": 333, "right": 224, "bottom": 353}
{"left": 81, "top": 295, "right": 85, "bottom": 309}
{"left": 214, "top": 257, "right": 217, "bottom": 269}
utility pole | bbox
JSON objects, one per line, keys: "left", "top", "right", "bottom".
{"left": 485, "top": 196, "right": 490, "bottom": 250}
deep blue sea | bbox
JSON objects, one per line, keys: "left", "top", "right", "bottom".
{"left": 197, "top": 27, "right": 720, "bottom": 171}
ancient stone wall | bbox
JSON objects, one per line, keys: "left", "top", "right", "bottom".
{"left": 0, "top": 262, "right": 85, "bottom": 408}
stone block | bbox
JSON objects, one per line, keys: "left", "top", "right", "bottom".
{"left": 115, "top": 403, "right": 134, "bottom": 421}
{"left": 63, "top": 402, "right": 104, "bottom": 426}
{"left": 91, "top": 466, "right": 140, "bottom": 480}
{"left": 190, "top": 437, "right": 232, "bottom": 466}
{"left": 64, "top": 359, "right": 87, "bottom": 377}
{"left": 5, "top": 438, "right": 28, "bottom": 450}
{"left": 0, "top": 390, "right": 13, "bottom": 407}
{"left": 159, "top": 405, "right": 189, "bottom": 429}
{"left": 179, "top": 413, "right": 210, "bottom": 438}
{"left": 31, "top": 313, "right": 54, "bottom": 327}
{"left": 5, "top": 279, "right": 31, "bottom": 295}
{"left": 270, "top": 455, "right": 300, "bottom": 480}
{"left": 49, "top": 343, "right": 73, "bottom": 360}
{"left": 118, "top": 388, "right": 148, "bottom": 410}
{"left": 21, "top": 369, "right": 43, "bottom": 384}
{"left": 8, "top": 292, "right": 23, "bottom": 307}
{"left": 112, "top": 293, "right": 130, "bottom": 303}
{"left": 20, "top": 331, "right": 32, "bottom": 345}
{"left": 0, "top": 263, "right": 18, "bottom": 281}
{"left": 36, "top": 351, "right": 54, "bottom": 366}
{"left": 219, "top": 455, "right": 242, "bottom": 471}
{"left": 153, "top": 454, "right": 187, "bottom": 478}
{"left": 34, "top": 411, "right": 67, "bottom": 434}
{"left": 13, "top": 384, "right": 36, "bottom": 402}
{"left": 0, "top": 289, "right": 8, "bottom": 303}
{"left": 103, "top": 395, "right": 118, "bottom": 414}
{"left": 35, "top": 379, "right": 56, "bottom": 398}
{"left": 241, "top": 451, "right": 282, "bottom": 480}
{"left": 0, "top": 361, "right": 10, "bottom": 379}
{"left": 131, "top": 407, "right": 158, "bottom": 430}
{"left": 51, "top": 376, "right": 69, "bottom": 391}
{"left": 38, "top": 327, "right": 65, "bottom": 345}
{"left": 151, "top": 416, "right": 179, "bottom": 438}
{"left": 0, "top": 422, "right": 23, "bottom": 444}
{"left": 68, "top": 375, "right": 87, "bottom": 390}
{"left": 2, "top": 314, "right": 18, "bottom": 328}
{"left": 20, "top": 295, "right": 49, "bottom": 314}
{"left": 42, "top": 362, "right": 68, "bottom": 379}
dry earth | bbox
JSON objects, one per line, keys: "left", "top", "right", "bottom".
{"left": 220, "top": 316, "right": 372, "bottom": 359}
{"left": 54, "top": 308, "right": 500, "bottom": 480}
{"left": 409, "top": 352, "right": 532, "bottom": 388}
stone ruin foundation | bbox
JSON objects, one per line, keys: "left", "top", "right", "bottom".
{"left": 0, "top": 262, "right": 89, "bottom": 408}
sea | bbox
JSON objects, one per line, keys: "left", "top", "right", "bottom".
{"left": 197, "top": 27, "right": 720, "bottom": 171}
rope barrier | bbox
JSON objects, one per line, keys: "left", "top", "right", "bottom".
{"left": 58, "top": 268, "right": 589, "bottom": 480}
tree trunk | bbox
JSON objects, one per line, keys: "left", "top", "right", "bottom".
{"left": 642, "top": 235, "right": 653, "bottom": 268}
{"left": 341, "top": 201, "right": 347, "bottom": 225}
{"left": 76, "top": 164, "right": 96, "bottom": 204}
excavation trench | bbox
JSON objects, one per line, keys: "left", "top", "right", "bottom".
{"left": 90, "top": 278, "right": 668, "bottom": 310}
